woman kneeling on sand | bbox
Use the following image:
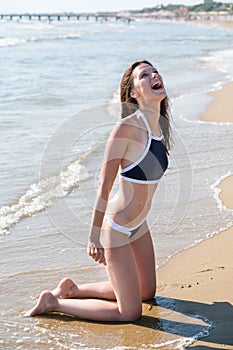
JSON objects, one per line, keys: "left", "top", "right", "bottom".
{"left": 25, "top": 60, "right": 171, "bottom": 322}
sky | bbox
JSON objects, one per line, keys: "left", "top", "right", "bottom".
{"left": 0, "top": 0, "right": 230, "bottom": 14}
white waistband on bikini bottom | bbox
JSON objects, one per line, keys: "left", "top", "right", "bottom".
{"left": 105, "top": 216, "right": 146, "bottom": 236}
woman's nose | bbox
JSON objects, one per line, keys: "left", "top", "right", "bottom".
{"left": 152, "top": 72, "right": 158, "bottom": 78}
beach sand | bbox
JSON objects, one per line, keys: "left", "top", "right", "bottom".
{"left": 156, "top": 80, "right": 233, "bottom": 349}
{"left": 194, "top": 19, "right": 233, "bottom": 30}
{"left": 199, "top": 81, "right": 233, "bottom": 123}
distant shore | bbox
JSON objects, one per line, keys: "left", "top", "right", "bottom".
{"left": 1, "top": 10, "right": 233, "bottom": 25}
{"left": 189, "top": 17, "right": 233, "bottom": 29}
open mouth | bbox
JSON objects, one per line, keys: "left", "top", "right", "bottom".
{"left": 151, "top": 82, "right": 162, "bottom": 90}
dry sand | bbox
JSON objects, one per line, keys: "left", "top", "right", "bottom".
{"left": 157, "top": 80, "right": 233, "bottom": 349}
{"left": 199, "top": 81, "right": 233, "bottom": 123}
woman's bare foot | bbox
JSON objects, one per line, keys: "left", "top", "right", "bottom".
{"left": 24, "top": 290, "right": 58, "bottom": 317}
{"left": 51, "top": 278, "right": 79, "bottom": 299}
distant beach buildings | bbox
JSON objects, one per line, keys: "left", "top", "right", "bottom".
{"left": 119, "top": 1, "right": 233, "bottom": 22}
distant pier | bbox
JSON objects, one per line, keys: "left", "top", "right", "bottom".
{"left": 0, "top": 13, "right": 133, "bottom": 23}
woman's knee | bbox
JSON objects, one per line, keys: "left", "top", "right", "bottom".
{"left": 119, "top": 304, "right": 142, "bottom": 322}
{"left": 141, "top": 284, "right": 156, "bottom": 301}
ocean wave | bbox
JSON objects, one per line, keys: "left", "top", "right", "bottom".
{"left": 172, "top": 76, "right": 230, "bottom": 104}
{"left": 0, "top": 37, "right": 26, "bottom": 47}
{"left": 56, "top": 33, "right": 82, "bottom": 40}
{"left": 198, "top": 49, "right": 233, "bottom": 77}
{"left": 26, "top": 33, "right": 82, "bottom": 43}
{"left": 0, "top": 159, "right": 92, "bottom": 236}
{"left": 179, "top": 113, "right": 233, "bottom": 126}
{"left": 0, "top": 32, "right": 82, "bottom": 48}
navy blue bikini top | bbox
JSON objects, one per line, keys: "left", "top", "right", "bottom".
{"left": 120, "top": 110, "right": 168, "bottom": 184}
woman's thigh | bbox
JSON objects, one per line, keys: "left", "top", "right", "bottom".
{"left": 130, "top": 222, "right": 156, "bottom": 300}
{"left": 104, "top": 233, "right": 142, "bottom": 320}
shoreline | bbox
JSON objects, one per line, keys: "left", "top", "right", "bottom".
{"left": 189, "top": 18, "right": 233, "bottom": 30}
{"left": 157, "top": 81, "right": 233, "bottom": 348}
{"left": 218, "top": 174, "right": 233, "bottom": 210}
{"left": 199, "top": 81, "right": 233, "bottom": 123}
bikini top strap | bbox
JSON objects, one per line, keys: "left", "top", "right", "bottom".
{"left": 137, "top": 110, "right": 152, "bottom": 135}
{"left": 137, "top": 109, "right": 163, "bottom": 140}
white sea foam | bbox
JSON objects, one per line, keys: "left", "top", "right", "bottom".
{"left": 179, "top": 113, "right": 233, "bottom": 126}
{"left": 0, "top": 37, "right": 26, "bottom": 47}
{"left": 0, "top": 161, "right": 92, "bottom": 236}
{"left": 56, "top": 33, "right": 82, "bottom": 40}
{"left": 29, "top": 33, "right": 83, "bottom": 42}
{"left": 210, "top": 171, "right": 233, "bottom": 212}
{"left": 198, "top": 49, "right": 233, "bottom": 78}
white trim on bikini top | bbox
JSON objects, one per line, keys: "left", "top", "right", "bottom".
{"left": 120, "top": 110, "right": 164, "bottom": 174}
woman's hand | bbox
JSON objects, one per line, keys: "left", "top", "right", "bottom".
{"left": 87, "top": 238, "right": 106, "bottom": 266}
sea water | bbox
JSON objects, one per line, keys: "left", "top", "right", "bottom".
{"left": 0, "top": 17, "right": 233, "bottom": 349}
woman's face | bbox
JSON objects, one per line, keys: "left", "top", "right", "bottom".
{"left": 130, "top": 63, "right": 166, "bottom": 103}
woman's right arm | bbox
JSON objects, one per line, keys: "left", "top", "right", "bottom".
{"left": 88, "top": 120, "right": 131, "bottom": 264}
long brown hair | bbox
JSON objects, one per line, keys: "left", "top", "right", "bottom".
{"left": 120, "top": 60, "right": 172, "bottom": 152}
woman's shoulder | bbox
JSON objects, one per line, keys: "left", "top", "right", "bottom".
{"left": 121, "top": 111, "right": 140, "bottom": 125}
{"left": 113, "top": 111, "right": 143, "bottom": 137}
